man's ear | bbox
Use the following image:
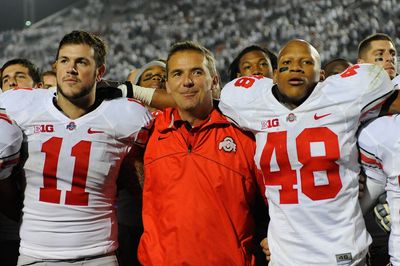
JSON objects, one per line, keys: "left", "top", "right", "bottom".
{"left": 357, "top": 58, "right": 365, "bottom": 64}
{"left": 36, "top": 82, "right": 44, "bottom": 88}
{"left": 236, "top": 72, "right": 241, "bottom": 78}
{"left": 211, "top": 75, "right": 221, "bottom": 99}
{"left": 272, "top": 69, "right": 278, "bottom": 84}
{"left": 96, "top": 64, "right": 106, "bottom": 82}
{"left": 165, "top": 81, "right": 171, "bottom": 94}
{"left": 319, "top": 69, "right": 325, "bottom": 81}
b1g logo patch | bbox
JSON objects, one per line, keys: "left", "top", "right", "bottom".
{"left": 219, "top": 137, "right": 236, "bottom": 153}
{"left": 34, "top": 124, "right": 54, "bottom": 133}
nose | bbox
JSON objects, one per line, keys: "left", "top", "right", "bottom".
{"left": 151, "top": 74, "right": 162, "bottom": 81}
{"left": 183, "top": 74, "right": 194, "bottom": 88}
{"left": 289, "top": 61, "right": 304, "bottom": 73}
{"left": 384, "top": 52, "right": 395, "bottom": 64}
{"left": 8, "top": 77, "right": 18, "bottom": 88}
{"left": 290, "top": 67, "right": 303, "bottom": 73}
{"left": 66, "top": 62, "right": 78, "bottom": 75}
{"left": 252, "top": 66, "right": 263, "bottom": 76}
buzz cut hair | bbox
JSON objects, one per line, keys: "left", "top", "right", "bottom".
{"left": 358, "top": 33, "right": 395, "bottom": 59}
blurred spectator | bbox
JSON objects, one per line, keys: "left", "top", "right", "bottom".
{"left": 228, "top": 45, "right": 277, "bottom": 80}
{"left": 1, "top": 58, "right": 42, "bottom": 91}
{"left": 0, "top": 57, "right": 42, "bottom": 266}
{"left": 40, "top": 70, "right": 57, "bottom": 89}
{"left": 323, "top": 58, "right": 352, "bottom": 78}
{"left": 0, "top": 0, "right": 398, "bottom": 85}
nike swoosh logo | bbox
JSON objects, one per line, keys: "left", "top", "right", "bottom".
{"left": 88, "top": 128, "right": 104, "bottom": 134}
{"left": 314, "top": 113, "right": 331, "bottom": 120}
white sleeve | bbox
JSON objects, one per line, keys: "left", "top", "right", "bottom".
{"left": 219, "top": 76, "right": 273, "bottom": 131}
{"left": 0, "top": 113, "right": 23, "bottom": 180}
{"left": 358, "top": 120, "right": 388, "bottom": 214}
{"left": 359, "top": 177, "right": 386, "bottom": 215}
{"left": 392, "top": 75, "right": 400, "bottom": 88}
{"left": 109, "top": 98, "right": 153, "bottom": 145}
{"left": 387, "top": 189, "right": 400, "bottom": 264}
{"left": 358, "top": 120, "right": 388, "bottom": 183}
{"left": 356, "top": 64, "right": 394, "bottom": 122}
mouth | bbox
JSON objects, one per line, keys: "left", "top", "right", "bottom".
{"left": 149, "top": 82, "right": 162, "bottom": 89}
{"left": 288, "top": 77, "right": 305, "bottom": 86}
{"left": 384, "top": 66, "right": 396, "bottom": 72}
{"left": 181, "top": 91, "right": 197, "bottom": 98}
{"left": 63, "top": 78, "right": 79, "bottom": 84}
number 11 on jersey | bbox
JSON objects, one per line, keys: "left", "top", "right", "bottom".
{"left": 40, "top": 137, "right": 91, "bottom": 206}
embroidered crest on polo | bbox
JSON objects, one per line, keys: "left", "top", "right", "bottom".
{"left": 66, "top": 121, "right": 77, "bottom": 131}
{"left": 218, "top": 136, "right": 236, "bottom": 152}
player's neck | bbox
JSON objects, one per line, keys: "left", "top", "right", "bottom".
{"left": 55, "top": 93, "right": 97, "bottom": 120}
{"left": 272, "top": 85, "right": 314, "bottom": 110}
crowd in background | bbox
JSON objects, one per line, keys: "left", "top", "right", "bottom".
{"left": 0, "top": 0, "right": 399, "bottom": 83}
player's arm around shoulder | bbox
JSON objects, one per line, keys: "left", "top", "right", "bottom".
{"left": 219, "top": 76, "right": 272, "bottom": 130}
{"left": 0, "top": 88, "right": 51, "bottom": 118}
{"left": 0, "top": 115, "right": 24, "bottom": 221}
{"left": 337, "top": 64, "right": 391, "bottom": 99}
{"left": 358, "top": 118, "right": 389, "bottom": 214}
{"left": 109, "top": 98, "right": 154, "bottom": 146}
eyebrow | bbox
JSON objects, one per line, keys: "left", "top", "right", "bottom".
{"left": 2, "top": 71, "right": 27, "bottom": 80}
{"left": 372, "top": 48, "right": 396, "bottom": 53}
{"left": 58, "top": 56, "right": 90, "bottom": 61}
{"left": 169, "top": 69, "right": 182, "bottom": 75}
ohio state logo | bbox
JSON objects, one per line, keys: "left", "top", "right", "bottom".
{"left": 66, "top": 121, "right": 77, "bottom": 131}
{"left": 286, "top": 113, "right": 296, "bottom": 122}
{"left": 219, "top": 137, "right": 236, "bottom": 152}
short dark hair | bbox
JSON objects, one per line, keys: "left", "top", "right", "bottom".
{"left": 56, "top": 30, "right": 107, "bottom": 67}
{"left": 323, "top": 58, "right": 352, "bottom": 70}
{"left": 0, "top": 58, "right": 41, "bottom": 87}
{"left": 358, "top": 33, "right": 395, "bottom": 59}
{"left": 167, "top": 41, "right": 218, "bottom": 77}
{"left": 228, "top": 45, "right": 277, "bottom": 81}
{"left": 41, "top": 70, "right": 56, "bottom": 79}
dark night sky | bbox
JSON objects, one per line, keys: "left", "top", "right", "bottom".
{"left": 0, "top": 0, "right": 80, "bottom": 32}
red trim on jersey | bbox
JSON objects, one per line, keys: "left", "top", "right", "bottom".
{"left": 12, "top": 87, "right": 34, "bottom": 91}
{"left": 127, "top": 98, "right": 145, "bottom": 106}
{"left": 0, "top": 114, "right": 12, "bottom": 124}
{"left": 360, "top": 152, "right": 383, "bottom": 169}
{"left": 360, "top": 90, "right": 393, "bottom": 120}
{"left": 0, "top": 157, "right": 20, "bottom": 169}
{"left": 360, "top": 100, "right": 386, "bottom": 120}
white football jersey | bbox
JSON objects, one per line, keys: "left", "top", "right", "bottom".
{"left": 0, "top": 88, "right": 152, "bottom": 259}
{"left": 358, "top": 114, "right": 400, "bottom": 265}
{"left": 219, "top": 64, "right": 394, "bottom": 265}
{"left": 393, "top": 74, "right": 400, "bottom": 88}
{"left": 0, "top": 108, "right": 22, "bottom": 180}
